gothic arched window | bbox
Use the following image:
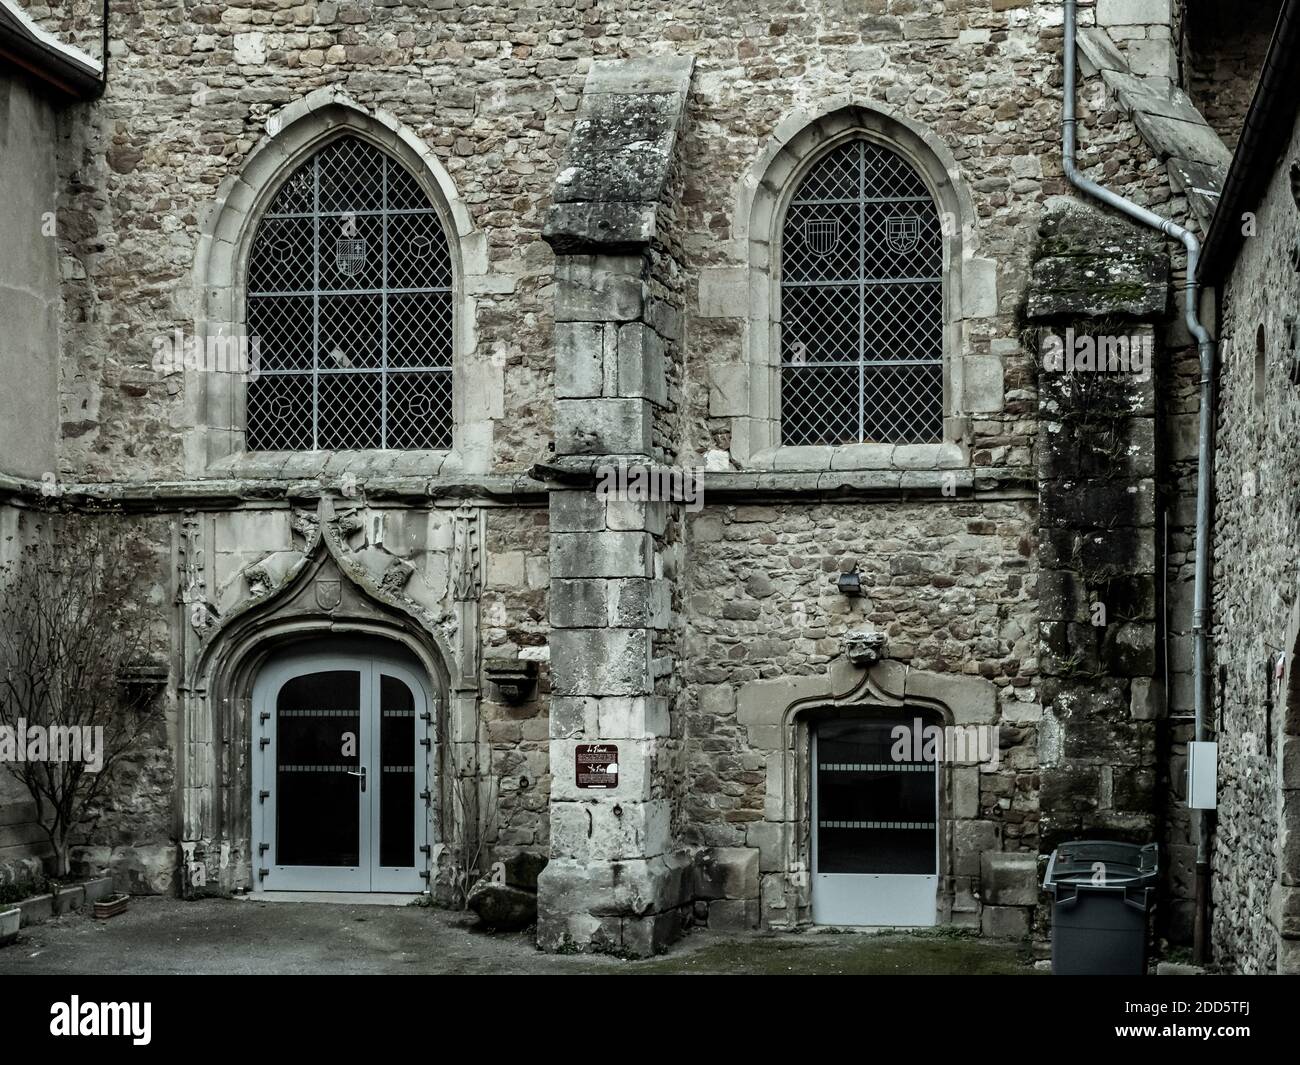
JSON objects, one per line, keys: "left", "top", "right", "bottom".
{"left": 780, "top": 139, "right": 943, "bottom": 445}
{"left": 245, "top": 135, "right": 453, "bottom": 450}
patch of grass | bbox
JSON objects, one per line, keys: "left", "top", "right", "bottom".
{"left": 904, "top": 925, "right": 980, "bottom": 940}
{"left": 630, "top": 931, "right": 1039, "bottom": 976}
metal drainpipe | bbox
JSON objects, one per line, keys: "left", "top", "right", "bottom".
{"left": 1061, "top": 0, "right": 1216, "bottom": 963}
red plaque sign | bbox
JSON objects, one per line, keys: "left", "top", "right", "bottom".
{"left": 575, "top": 744, "right": 619, "bottom": 789}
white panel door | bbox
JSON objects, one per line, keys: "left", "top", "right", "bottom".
{"left": 811, "top": 717, "right": 939, "bottom": 927}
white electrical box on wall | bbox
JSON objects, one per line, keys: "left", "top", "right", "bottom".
{"left": 1188, "top": 741, "right": 1218, "bottom": 810}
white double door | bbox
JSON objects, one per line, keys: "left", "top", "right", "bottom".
{"left": 811, "top": 715, "right": 939, "bottom": 927}
{"left": 253, "top": 651, "right": 431, "bottom": 892}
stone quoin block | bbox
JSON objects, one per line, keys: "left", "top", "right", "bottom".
{"left": 549, "top": 627, "right": 652, "bottom": 697}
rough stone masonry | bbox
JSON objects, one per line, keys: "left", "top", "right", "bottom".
{"left": 0, "top": 0, "right": 1285, "bottom": 969}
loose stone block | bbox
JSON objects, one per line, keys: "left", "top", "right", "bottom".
{"left": 694, "top": 847, "right": 760, "bottom": 900}
{"left": 708, "top": 899, "right": 760, "bottom": 930}
{"left": 980, "top": 851, "right": 1041, "bottom": 907}
{"left": 980, "top": 904, "right": 1031, "bottom": 939}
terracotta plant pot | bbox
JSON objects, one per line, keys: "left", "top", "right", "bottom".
{"left": 93, "top": 894, "right": 130, "bottom": 919}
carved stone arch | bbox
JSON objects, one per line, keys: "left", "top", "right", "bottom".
{"left": 733, "top": 656, "right": 997, "bottom": 929}
{"left": 778, "top": 660, "right": 958, "bottom": 928}
{"left": 177, "top": 502, "right": 465, "bottom": 896}
{"left": 189, "top": 87, "right": 494, "bottom": 480}
{"left": 706, "top": 96, "right": 1001, "bottom": 471}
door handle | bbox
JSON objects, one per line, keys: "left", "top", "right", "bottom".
{"left": 347, "top": 767, "right": 367, "bottom": 792}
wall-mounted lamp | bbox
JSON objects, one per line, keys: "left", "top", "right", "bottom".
{"left": 836, "top": 569, "right": 863, "bottom": 597}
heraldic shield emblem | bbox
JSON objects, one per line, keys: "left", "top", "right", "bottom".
{"left": 802, "top": 217, "right": 841, "bottom": 256}
{"left": 885, "top": 215, "right": 921, "bottom": 254}
{"left": 314, "top": 578, "right": 342, "bottom": 611}
{"left": 335, "top": 237, "right": 368, "bottom": 276}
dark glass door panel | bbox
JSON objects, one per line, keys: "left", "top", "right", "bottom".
{"left": 378, "top": 674, "right": 416, "bottom": 868}
{"left": 816, "top": 715, "right": 937, "bottom": 875}
{"left": 276, "top": 670, "right": 362, "bottom": 867}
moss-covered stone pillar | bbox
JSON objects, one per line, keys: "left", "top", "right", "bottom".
{"left": 535, "top": 56, "right": 694, "bottom": 956}
{"left": 1027, "top": 198, "right": 1169, "bottom": 857}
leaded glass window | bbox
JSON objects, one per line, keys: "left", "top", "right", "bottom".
{"left": 780, "top": 139, "right": 944, "bottom": 445}
{"left": 245, "top": 136, "right": 453, "bottom": 450}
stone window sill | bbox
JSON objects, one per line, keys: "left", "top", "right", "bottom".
{"left": 208, "top": 449, "right": 456, "bottom": 482}
{"left": 744, "top": 442, "right": 968, "bottom": 473}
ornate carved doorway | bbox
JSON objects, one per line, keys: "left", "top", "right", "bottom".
{"left": 251, "top": 648, "right": 432, "bottom": 892}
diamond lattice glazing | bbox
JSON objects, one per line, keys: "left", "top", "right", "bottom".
{"left": 781, "top": 139, "right": 943, "bottom": 446}
{"left": 246, "top": 135, "right": 453, "bottom": 451}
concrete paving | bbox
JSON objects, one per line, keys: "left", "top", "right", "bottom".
{"left": 0, "top": 896, "right": 1038, "bottom": 975}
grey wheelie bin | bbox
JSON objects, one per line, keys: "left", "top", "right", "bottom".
{"left": 1043, "top": 840, "right": 1158, "bottom": 975}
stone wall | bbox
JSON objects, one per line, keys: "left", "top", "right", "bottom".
{"left": 6, "top": 0, "right": 1228, "bottom": 949}
{"left": 1181, "top": 0, "right": 1280, "bottom": 151}
{"left": 684, "top": 493, "right": 1041, "bottom": 933}
{"left": 0, "top": 506, "right": 54, "bottom": 875}
{"left": 482, "top": 504, "right": 551, "bottom": 856}
{"left": 1209, "top": 108, "right": 1300, "bottom": 974}
{"left": 12, "top": 0, "right": 1192, "bottom": 488}
{"left": 0, "top": 68, "right": 61, "bottom": 479}
{"left": 1026, "top": 198, "right": 1172, "bottom": 939}
{"left": 0, "top": 506, "right": 176, "bottom": 894}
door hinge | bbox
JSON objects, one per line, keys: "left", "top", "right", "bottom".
{"left": 419, "top": 870, "right": 430, "bottom": 881}
{"left": 419, "top": 789, "right": 431, "bottom": 804}
{"left": 259, "top": 790, "right": 270, "bottom": 803}
{"left": 420, "top": 712, "right": 431, "bottom": 724}
{"left": 258, "top": 867, "right": 269, "bottom": 880}
{"left": 419, "top": 845, "right": 431, "bottom": 856}
{"left": 419, "top": 738, "right": 431, "bottom": 749}
{"left": 260, "top": 712, "right": 270, "bottom": 723}
{"left": 259, "top": 843, "right": 269, "bottom": 855}
{"left": 259, "top": 737, "right": 270, "bottom": 748}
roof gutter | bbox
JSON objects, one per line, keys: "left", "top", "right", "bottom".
{"left": 0, "top": 0, "right": 106, "bottom": 101}
{"left": 1198, "top": 0, "right": 1300, "bottom": 280}
{"left": 1062, "top": 0, "right": 1217, "bottom": 964}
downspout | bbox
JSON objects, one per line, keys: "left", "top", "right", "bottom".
{"left": 97, "top": 0, "right": 109, "bottom": 96}
{"left": 1061, "top": 0, "right": 1216, "bottom": 963}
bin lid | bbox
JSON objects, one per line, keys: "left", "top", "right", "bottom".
{"left": 1043, "top": 840, "right": 1158, "bottom": 888}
